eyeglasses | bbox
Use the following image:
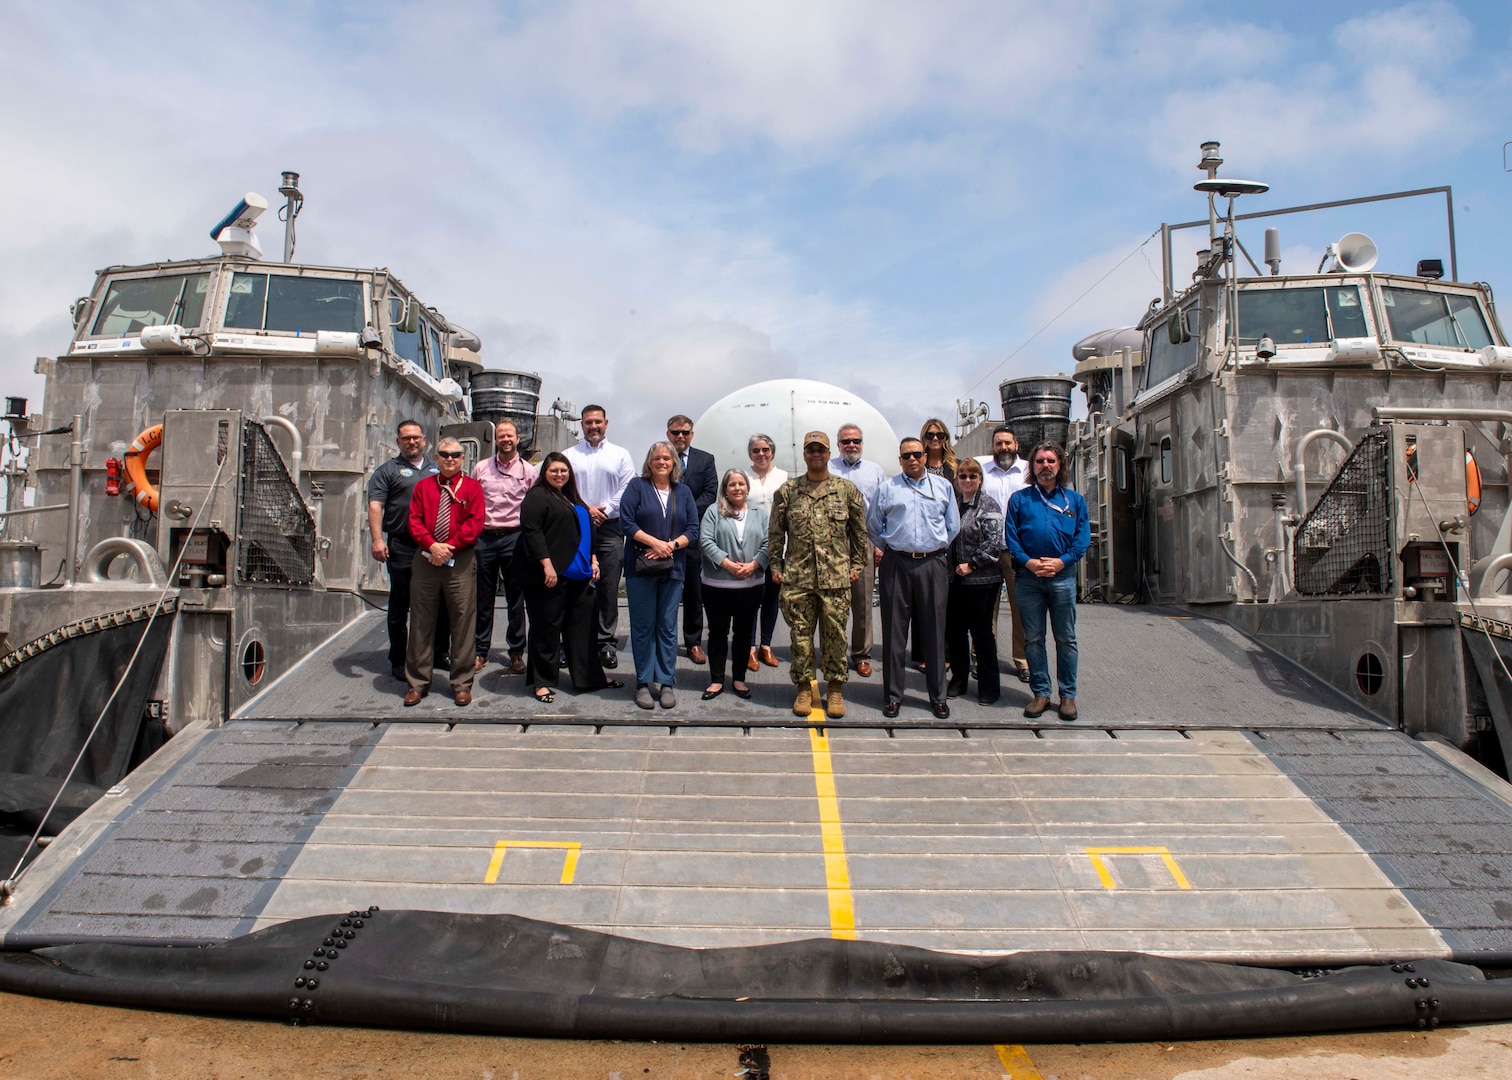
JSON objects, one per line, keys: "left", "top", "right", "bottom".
{"left": 398, "top": 434, "right": 424, "bottom": 442}
{"left": 900, "top": 451, "right": 925, "bottom": 460}
{"left": 958, "top": 472, "right": 981, "bottom": 480}
{"left": 925, "top": 431, "right": 946, "bottom": 441}
{"left": 750, "top": 447, "right": 773, "bottom": 455}
{"left": 437, "top": 451, "right": 463, "bottom": 460}
{"left": 838, "top": 438, "right": 862, "bottom": 446}
{"left": 668, "top": 429, "right": 692, "bottom": 437}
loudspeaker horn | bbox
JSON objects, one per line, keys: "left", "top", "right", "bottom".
{"left": 1332, "top": 232, "right": 1378, "bottom": 273}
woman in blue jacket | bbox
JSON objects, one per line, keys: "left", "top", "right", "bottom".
{"left": 698, "top": 469, "right": 769, "bottom": 700}
{"left": 621, "top": 442, "right": 699, "bottom": 709}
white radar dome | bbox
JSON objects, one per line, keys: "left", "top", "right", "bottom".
{"left": 694, "top": 379, "right": 900, "bottom": 478}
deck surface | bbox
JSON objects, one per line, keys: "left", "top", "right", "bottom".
{"left": 5, "top": 603, "right": 1512, "bottom": 964}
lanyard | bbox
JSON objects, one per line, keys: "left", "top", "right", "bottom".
{"left": 1035, "top": 485, "right": 1072, "bottom": 516}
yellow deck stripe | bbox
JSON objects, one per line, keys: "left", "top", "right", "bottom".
{"left": 995, "top": 1044, "right": 1043, "bottom": 1078}
{"left": 808, "top": 723, "right": 857, "bottom": 940}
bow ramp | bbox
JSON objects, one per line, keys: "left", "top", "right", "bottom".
{"left": 4, "top": 604, "right": 1512, "bottom": 1039}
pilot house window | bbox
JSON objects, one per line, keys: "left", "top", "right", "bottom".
{"left": 224, "top": 274, "right": 364, "bottom": 334}
{"left": 1381, "top": 288, "right": 1492, "bottom": 350}
{"left": 1235, "top": 285, "right": 1366, "bottom": 347}
{"left": 91, "top": 273, "right": 210, "bottom": 336}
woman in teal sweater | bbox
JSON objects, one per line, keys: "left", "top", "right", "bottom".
{"left": 698, "top": 470, "right": 770, "bottom": 700}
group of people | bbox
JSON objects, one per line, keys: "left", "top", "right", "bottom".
{"left": 366, "top": 407, "right": 1089, "bottom": 720}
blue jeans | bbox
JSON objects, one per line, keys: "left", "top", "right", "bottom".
{"left": 626, "top": 575, "right": 684, "bottom": 686}
{"left": 1014, "top": 572, "right": 1078, "bottom": 699}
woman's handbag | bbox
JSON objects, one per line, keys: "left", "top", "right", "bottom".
{"left": 634, "top": 488, "right": 677, "bottom": 575}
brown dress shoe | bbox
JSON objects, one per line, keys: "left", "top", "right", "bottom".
{"left": 454, "top": 690, "right": 472, "bottom": 706}
{"left": 403, "top": 689, "right": 426, "bottom": 707}
{"left": 854, "top": 659, "right": 872, "bottom": 678}
{"left": 1023, "top": 696, "right": 1051, "bottom": 718}
{"left": 792, "top": 681, "right": 815, "bottom": 716}
{"left": 748, "top": 649, "right": 760, "bottom": 672}
{"left": 825, "top": 681, "right": 846, "bottom": 719}
{"left": 509, "top": 653, "right": 526, "bottom": 675}
{"left": 689, "top": 645, "right": 708, "bottom": 664}
{"left": 759, "top": 646, "right": 779, "bottom": 668}
{"left": 1057, "top": 696, "right": 1077, "bottom": 721}
{"left": 474, "top": 656, "right": 487, "bottom": 674}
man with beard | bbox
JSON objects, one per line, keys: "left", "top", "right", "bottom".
{"left": 978, "top": 424, "right": 1030, "bottom": 682}
{"left": 828, "top": 423, "right": 885, "bottom": 677}
{"left": 1004, "top": 442, "right": 1089, "bottom": 722}
{"left": 471, "top": 418, "right": 532, "bottom": 675}
{"left": 367, "top": 419, "right": 446, "bottom": 680}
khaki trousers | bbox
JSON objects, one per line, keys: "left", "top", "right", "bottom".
{"left": 994, "top": 551, "right": 1027, "bottom": 672}
{"left": 848, "top": 554, "right": 875, "bottom": 662}
{"left": 407, "top": 546, "right": 478, "bottom": 694}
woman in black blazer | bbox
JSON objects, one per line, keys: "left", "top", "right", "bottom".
{"left": 520, "top": 453, "right": 622, "bottom": 702}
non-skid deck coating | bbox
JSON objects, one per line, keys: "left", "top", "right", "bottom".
{"left": 237, "top": 602, "right": 1382, "bottom": 729}
{"left": 5, "top": 605, "right": 1512, "bottom": 966}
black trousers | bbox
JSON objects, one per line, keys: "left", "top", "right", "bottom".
{"left": 474, "top": 529, "right": 528, "bottom": 659}
{"left": 385, "top": 540, "right": 448, "bottom": 674}
{"left": 703, "top": 582, "right": 763, "bottom": 684}
{"left": 682, "top": 569, "right": 705, "bottom": 648}
{"left": 880, "top": 549, "right": 949, "bottom": 706}
{"left": 946, "top": 579, "right": 1001, "bottom": 700}
{"left": 525, "top": 578, "right": 609, "bottom": 690}
{"left": 592, "top": 525, "right": 624, "bottom": 649}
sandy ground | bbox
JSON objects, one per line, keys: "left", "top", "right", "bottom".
{"left": 2, "top": 992, "right": 1511, "bottom": 1079}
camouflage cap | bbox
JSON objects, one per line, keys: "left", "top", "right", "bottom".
{"left": 803, "top": 430, "right": 830, "bottom": 449}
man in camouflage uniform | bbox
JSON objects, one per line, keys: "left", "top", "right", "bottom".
{"left": 769, "top": 430, "right": 870, "bottom": 719}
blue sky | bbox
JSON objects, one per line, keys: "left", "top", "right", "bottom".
{"left": 2, "top": 0, "right": 1509, "bottom": 455}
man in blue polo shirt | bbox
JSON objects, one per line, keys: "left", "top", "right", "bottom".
{"left": 1004, "top": 442, "right": 1089, "bottom": 721}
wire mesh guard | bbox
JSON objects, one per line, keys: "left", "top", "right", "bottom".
{"left": 1293, "top": 429, "right": 1392, "bottom": 597}
{"left": 237, "top": 421, "right": 315, "bottom": 585}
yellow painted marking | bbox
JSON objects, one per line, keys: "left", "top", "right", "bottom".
{"left": 1085, "top": 846, "right": 1193, "bottom": 890}
{"left": 995, "top": 1043, "right": 1044, "bottom": 1078}
{"left": 808, "top": 725, "right": 857, "bottom": 940}
{"left": 484, "top": 840, "right": 582, "bottom": 884}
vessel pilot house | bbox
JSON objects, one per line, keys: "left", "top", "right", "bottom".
{"left": 1069, "top": 143, "right": 1512, "bottom": 777}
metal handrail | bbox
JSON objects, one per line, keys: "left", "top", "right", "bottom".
{"left": 1293, "top": 428, "right": 1354, "bottom": 517}
{"left": 1469, "top": 553, "right": 1512, "bottom": 599}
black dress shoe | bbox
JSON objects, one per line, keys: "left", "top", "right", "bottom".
{"left": 978, "top": 694, "right": 999, "bottom": 706}
{"left": 931, "top": 701, "right": 951, "bottom": 719}
{"left": 600, "top": 646, "right": 618, "bottom": 669}
{"left": 882, "top": 700, "right": 901, "bottom": 718}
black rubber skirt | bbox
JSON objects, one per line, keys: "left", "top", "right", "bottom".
{"left": 3, "top": 910, "right": 1511, "bottom": 1041}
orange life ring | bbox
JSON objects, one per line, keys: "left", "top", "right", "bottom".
{"left": 1467, "top": 449, "right": 1482, "bottom": 516}
{"left": 124, "top": 423, "right": 163, "bottom": 514}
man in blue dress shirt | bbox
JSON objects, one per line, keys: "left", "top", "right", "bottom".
{"left": 867, "top": 437, "right": 961, "bottom": 718}
{"left": 1004, "top": 442, "right": 1090, "bottom": 721}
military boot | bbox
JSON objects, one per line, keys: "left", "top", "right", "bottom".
{"left": 793, "top": 681, "right": 815, "bottom": 716}
{"left": 825, "top": 681, "right": 846, "bottom": 719}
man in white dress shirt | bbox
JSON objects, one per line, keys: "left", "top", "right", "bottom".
{"left": 563, "top": 404, "right": 636, "bottom": 669}
{"left": 977, "top": 424, "right": 1030, "bottom": 682}
{"left": 828, "top": 423, "right": 886, "bottom": 677}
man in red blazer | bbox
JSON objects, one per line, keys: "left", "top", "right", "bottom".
{"left": 405, "top": 436, "right": 487, "bottom": 705}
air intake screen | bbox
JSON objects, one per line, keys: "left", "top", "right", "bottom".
{"left": 237, "top": 421, "right": 315, "bottom": 585}
{"left": 1293, "top": 429, "right": 1392, "bottom": 597}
